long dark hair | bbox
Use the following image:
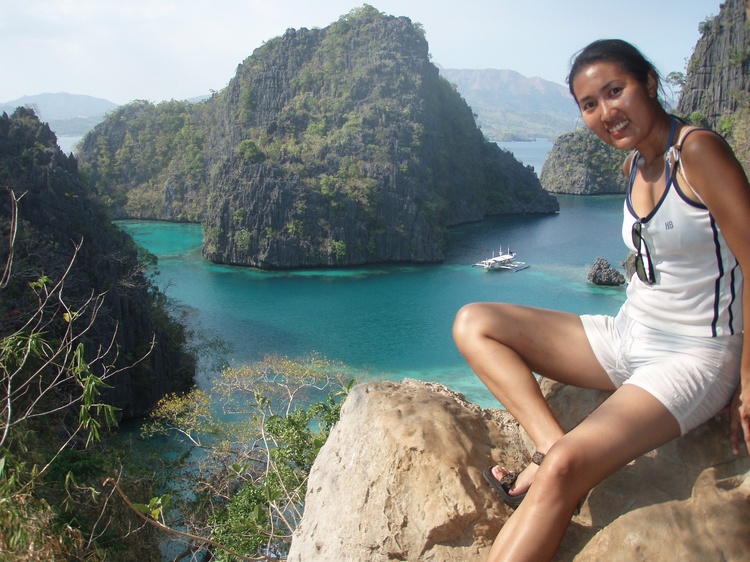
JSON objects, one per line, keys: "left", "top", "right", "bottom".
{"left": 567, "top": 39, "right": 661, "bottom": 102}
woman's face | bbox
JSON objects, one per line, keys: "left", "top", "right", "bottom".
{"left": 572, "top": 61, "right": 659, "bottom": 151}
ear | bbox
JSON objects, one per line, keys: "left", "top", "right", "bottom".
{"left": 646, "top": 71, "right": 659, "bottom": 98}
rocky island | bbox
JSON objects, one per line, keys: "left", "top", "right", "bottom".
{"left": 541, "top": 127, "right": 628, "bottom": 195}
{"left": 588, "top": 257, "right": 626, "bottom": 286}
{"left": 78, "top": 5, "right": 558, "bottom": 269}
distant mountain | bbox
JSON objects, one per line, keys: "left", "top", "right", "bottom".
{"left": 438, "top": 67, "right": 579, "bottom": 141}
{"left": 0, "top": 93, "right": 118, "bottom": 136}
{"left": 1, "top": 74, "right": 579, "bottom": 142}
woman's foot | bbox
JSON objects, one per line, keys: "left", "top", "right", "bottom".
{"left": 483, "top": 451, "right": 546, "bottom": 509}
{"left": 491, "top": 461, "right": 540, "bottom": 497}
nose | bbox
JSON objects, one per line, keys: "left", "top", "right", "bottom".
{"left": 600, "top": 100, "right": 616, "bottom": 120}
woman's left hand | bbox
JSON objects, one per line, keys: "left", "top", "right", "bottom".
{"left": 729, "top": 383, "right": 749, "bottom": 456}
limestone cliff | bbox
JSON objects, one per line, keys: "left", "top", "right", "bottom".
{"left": 676, "top": 0, "right": 750, "bottom": 172}
{"left": 540, "top": 128, "right": 628, "bottom": 195}
{"left": 0, "top": 108, "right": 194, "bottom": 419}
{"left": 677, "top": 0, "right": 750, "bottom": 129}
{"left": 78, "top": 6, "right": 558, "bottom": 269}
{"left": 288, "top": 379, "right": 750, "bottom": 561}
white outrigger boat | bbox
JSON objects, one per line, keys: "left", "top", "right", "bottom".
{"left": 472, "top": 246, "right": 529, "bottom": 272}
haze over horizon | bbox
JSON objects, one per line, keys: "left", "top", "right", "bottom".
{"left": 1, "top": 1, "right": 718, "bottom": 106}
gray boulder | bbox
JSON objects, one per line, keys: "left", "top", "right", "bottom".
{"left": 588, "top": 257, "right": 626, "bottom": 286}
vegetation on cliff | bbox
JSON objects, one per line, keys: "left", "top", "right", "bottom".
{"left": 540, "top": 127, "right": 628, "bottom": 194}
{"left": 0, "top": 107, "right": 195, "bottom": 558}
{"left": 78, "top": 5, "right": 558, "bottom": 269}
{"left": 1, "top": 108, "right": 195, "bottom": 418}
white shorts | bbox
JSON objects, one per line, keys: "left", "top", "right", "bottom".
{"left": 581, "top": 311, "right": 742, "bottom": 435}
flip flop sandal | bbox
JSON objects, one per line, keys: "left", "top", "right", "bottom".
{"left": 483, "top": 451, "right": 545, "bottom": 509}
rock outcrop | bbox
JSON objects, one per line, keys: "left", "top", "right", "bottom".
{"left": 587, "top": 257, "right": 625, "bottom": 286}
{"left": 78, "top": 6, "right": 558, "bottom": 270}
{"left": 288, "top": 379, "right": 750, "bottom": 561}
{"left": 540, "top": 128, "right": 627, "bottom": 195}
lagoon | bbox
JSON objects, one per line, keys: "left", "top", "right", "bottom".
{"left": 119, "top": 191, "right": 626, "bottom": 409}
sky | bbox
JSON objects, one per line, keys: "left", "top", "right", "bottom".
{"left": 0, "top": 0, "right": 720, "bottom": 106}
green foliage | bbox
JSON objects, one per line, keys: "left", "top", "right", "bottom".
{"left": 665, "top": 70, "right": 685, "bottom": 100}
{"left": 723, "top": 106, "right": 750, "bottom": 174}
{"left": 0, "top": 270, "right": 119, "bottom": 453}
{"left": 330, "top": 239, "right": 347, "bottom": 260}
{"left": 143, "top": 354, "right": 355, "bottom": 559}
{"left": 718, "top": 114, "right": 736, "bottom": 137}
{"left": 689, "top": 111, "right": 709, "bottom": 127}
{"left": 728, "top": 44, "right": 750, "bottom": 68}
{"left": 133, "top": 493, "right": 171, "bottom": 523}
{"left": 143, "top": 356, "right": 354, "bottom": 561}
{"left": 698, "top": 15, "right": 720, "bottom": 36}
{"left": 236, "top": 139, "right": 265, "bottom": 163}
{"left": 666, "top": 71, "right": 685, "bottom": 88}
{"left": 235, "top": 228, "right": 251, "bottom": 252}
{"left": 209, "top": 482, "right": 269, "bottom": 557}
{"left": 239, "top": 83, "right": 257, "bottom": 123}
{"left": 79, "top": 100, "right": 205, "bottom": 219}
{"left": 0, "top": 265, "right": 162, "bottom": 560}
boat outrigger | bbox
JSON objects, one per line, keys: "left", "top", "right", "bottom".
{"left": 472, "top": 246, "right": 529, "bottom": 271}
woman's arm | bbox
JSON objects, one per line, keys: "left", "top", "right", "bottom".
{"left": 680, "top": 129, "right": 750, "bottom": 456}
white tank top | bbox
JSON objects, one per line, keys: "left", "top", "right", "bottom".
{"left": 620, "top": 126, "right": 743, "bottom": 337}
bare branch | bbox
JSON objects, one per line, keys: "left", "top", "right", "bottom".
{"left": 103, "top": 476, "right": 274, "bottom": 562}
{"left": 1, "top": 187, "right": 27, "bottom": 289}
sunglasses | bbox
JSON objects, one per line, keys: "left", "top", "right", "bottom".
{"left": 631, "top": 221, "right": 655, "bottom": 284}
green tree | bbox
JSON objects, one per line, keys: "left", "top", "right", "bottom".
{"left": 133, "top": 355, "right": 355, "bottom": 560}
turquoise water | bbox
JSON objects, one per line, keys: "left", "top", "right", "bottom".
{"left": 119, "top": 194, "right": 626, "bottom": 408}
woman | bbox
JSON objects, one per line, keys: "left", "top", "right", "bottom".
{"left": 452, "top": 39, "right": 750, "bottom": 562}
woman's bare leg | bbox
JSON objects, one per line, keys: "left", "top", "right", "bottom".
{"left": 453, "top": 302, "right": 615, "bottom": 493}
{"left": 488, "top": 384, "right": 681, "bottom": 562}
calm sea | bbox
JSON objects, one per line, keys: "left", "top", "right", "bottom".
{"left": 118, "top": 141, "right": 627, "bottom": 408}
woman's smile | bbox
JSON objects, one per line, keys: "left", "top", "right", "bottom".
{"left": 607, "top": 119, "right": 630, "bottom": 135}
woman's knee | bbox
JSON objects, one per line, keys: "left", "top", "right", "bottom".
{"left": 453, "top": 302, "right": 500, "bottom": 347}
{"left": 453, "top": 303, "right": 477, "bottom": 342}
{"left": 536, "top": 446, "right": 584, "bottom": 493}
{"left": 534, "top": 444, "right": 597, "bottom": 499}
